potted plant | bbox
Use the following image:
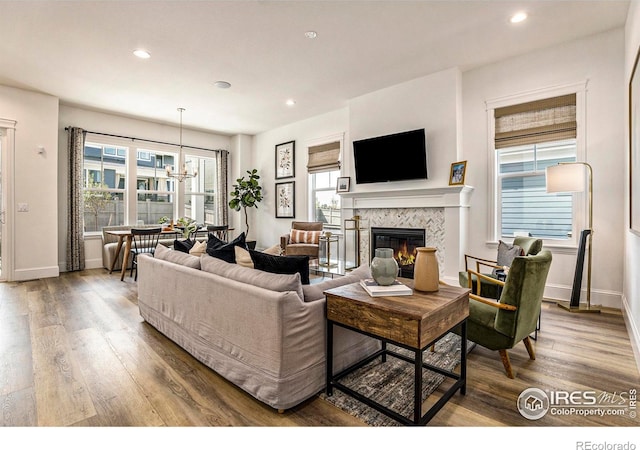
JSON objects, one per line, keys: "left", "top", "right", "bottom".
{"left": 176, "top": 216, "right": 198, "bottom": 239}
{"left": 229, "top": 169, "right": 263, "bottom": 239}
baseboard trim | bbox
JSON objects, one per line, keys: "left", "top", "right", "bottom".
{"left": 13, "top": 265, "right": 60, "bottom": 281}
{"left": 621, "top": 294, "right": 640, "bottom": 376}
{"left": 544, "top": 283, "right": 621, "bottom": 309}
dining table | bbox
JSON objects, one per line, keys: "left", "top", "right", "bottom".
{"left": 106, "top": 227, "right": 208, "bottom": 281}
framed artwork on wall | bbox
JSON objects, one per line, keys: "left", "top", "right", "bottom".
{"left": 275, "top": 181, "right": 295, "bottom": 218}
{"left": 630, "top": 47, "right": 640, "bottom": 235}
{"left": 336, "top": 176, "right": 350, "bottom": 193}
{"left": 449, "top": 160, "right": 467, "bottom": 186}
{"left": 275, "top": 140, "right": 295, "bottom": 179}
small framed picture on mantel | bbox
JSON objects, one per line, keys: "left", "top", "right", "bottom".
{"left": 449, "top": 160, "right": 467, "bottom": 186}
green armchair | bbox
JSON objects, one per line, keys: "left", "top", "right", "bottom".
{"left": 459, "top": 236, "right": 543, "bottom": 299}
{"left": 464, "top": 250, "right": 552, "bottom": 378}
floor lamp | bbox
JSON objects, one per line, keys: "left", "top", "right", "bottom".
{"left": 545, "top": 162, "right": 600, "bottom": 313}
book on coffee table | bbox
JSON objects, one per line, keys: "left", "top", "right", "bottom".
{"left": 359, "top": 278, "right": 413, "bottom": 297}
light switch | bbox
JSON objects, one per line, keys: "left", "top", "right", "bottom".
{"left": 18, "top": 203, "right": 29, "bottom": 212}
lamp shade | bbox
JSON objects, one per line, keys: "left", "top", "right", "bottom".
{"left": 545, "top": 163, "right": 585, "bottom": 193}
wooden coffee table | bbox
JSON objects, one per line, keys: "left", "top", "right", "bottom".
{"left": 324, "top": 280, "right": 470, "bottom": 426}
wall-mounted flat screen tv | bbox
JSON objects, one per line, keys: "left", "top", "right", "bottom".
{"left": 353, "top": 128, "right": 427, "bottom": 184}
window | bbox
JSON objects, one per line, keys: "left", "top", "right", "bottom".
{"left": 136, "top": 148, "right": 175, "bottom": 226}
{"left": 184, "top": 154, "right": 221, "bottom": 225}
{"left": 82, "top": 134, "right": 227, "bottom": 235}
{"left": 307, "top": 139, "right": 342, "bottom": 229}
{"left": 83, "top": 142, "right": 127, "bottom": 232}
{"left": 492, "top": 91, "right": 580, "bottom": 242}
{"left": 497, "top": 140, "right": 576, "bottom": 239}
{"left": 310, "top": 170, "right": 341, "bottom": 229}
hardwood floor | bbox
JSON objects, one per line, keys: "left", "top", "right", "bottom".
{"left": 1, "top": 268, "right": 639, "bottom": 428}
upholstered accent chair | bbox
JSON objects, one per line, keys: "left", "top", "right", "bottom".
{"left": 459, "top": 236, "right": 543, "bottom": 300}
{"left": 463, "top": 250, "right": 552, "bottom": 378}
{"left": 280, "top": 221, "right": 323, "bottom": 258}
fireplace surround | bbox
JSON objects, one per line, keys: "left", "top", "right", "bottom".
{"left": 340, "top": 186, "right": 473, "bottom": 285}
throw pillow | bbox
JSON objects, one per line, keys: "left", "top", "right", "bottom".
{"left": 493, "top": 240, "right": 523, "bottom": 276}
{"left": 289, "top": 229, "right": 321, "bottom": 245}
{"left": 189, "top": 240, "right": 207, "bottom": 257}
{"left": 235, "top": 246, "right": 254, "bottom": 268}
{"left": 154, "top": 243, "right": 201, "bottom": 269}
{"left": 200, "top": 254, "right": 304, "bottom": 302}
{"left": 206, "top": 232, "right": 247, "bottom": 263}
{"left": 262, "top": 244, "right": 283, "bottom": 256}
{"left": 249, "top": 250, "right": 310, "bottom": 285}
{"left": 173, "top": 239, "right": 194, "bottom": 253}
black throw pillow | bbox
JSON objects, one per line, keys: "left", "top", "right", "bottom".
{"left": 249, "top": 250, "right": 310, "bottom": 285}
{"left": 173, "top": 239, "right": 194, "bottom": 253}
{"left": 206, "top": 232, "right": 247, "bottom": 263}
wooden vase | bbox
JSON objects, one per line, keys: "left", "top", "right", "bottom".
{"left": 414, "top": 247, "right": 439, "bottom": 292}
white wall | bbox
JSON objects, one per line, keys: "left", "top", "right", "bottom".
{"left": 0, "top": 85, "right": 60, "bottom": 281}
{"left": 251, "top": 68, "right": 463, "bottom": 250}
{"left": 624, "top": 1, "right": 640, "bottom": 371}
{"left": 58, "top": 104, "right": 232, "bottom": 270}
{"left": 251, "top": 108, "right": 349, "bottom": 248}
{"left": 462, "top": 29, "right": 625, "bottom": 309}
{"left": 348, "top": 67, "right": 462, "bottom": 190}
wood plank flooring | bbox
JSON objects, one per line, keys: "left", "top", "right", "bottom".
{"left": 0, "top": 269, "right": 639, "bottom": 428}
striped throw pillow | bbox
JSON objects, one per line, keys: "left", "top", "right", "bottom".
{"left": 290, "top": 229, "right": 321, "bottom": 245}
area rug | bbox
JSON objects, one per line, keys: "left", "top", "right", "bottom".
{"left": 319, "top": 333, "right": 474, "bottom": 426}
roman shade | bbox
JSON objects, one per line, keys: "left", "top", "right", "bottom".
{"left": 307, "top": 141, "right": 340, "bottom": 173}
{"left": 494, "top": 93, "right": 576, "bottom": 149}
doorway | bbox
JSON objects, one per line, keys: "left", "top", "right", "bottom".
{"left": 0, "top": 119, "right": 16, "bottom": 282}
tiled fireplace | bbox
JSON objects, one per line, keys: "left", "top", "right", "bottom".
{"left": 341, "top": 186, "right": 473, "bottom": 284}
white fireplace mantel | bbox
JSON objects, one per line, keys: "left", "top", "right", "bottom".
{"left": 340, "top": 185, "right": 474, "bottom": 210}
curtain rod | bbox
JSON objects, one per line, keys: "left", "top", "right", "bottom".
{"left": 64, "top": 127, "right": 228, "bottom": 154}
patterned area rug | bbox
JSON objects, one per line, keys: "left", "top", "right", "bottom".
{"left": 319, "top": 333, "right": 474, "bottom": 426}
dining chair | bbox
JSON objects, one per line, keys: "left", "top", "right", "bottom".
{"left": 130, "top": 227, "right": 162, "bottom": 281}
{"left": 207, "top": 225, "right": 229, "bottom": 242}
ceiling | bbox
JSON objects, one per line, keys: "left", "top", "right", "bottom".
{"left": 0, "top": 1, "right": 630, "bottom": 136}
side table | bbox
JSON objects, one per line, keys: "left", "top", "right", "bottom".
{"left": 324, "top": 281, "right": 470, "bottom": 426}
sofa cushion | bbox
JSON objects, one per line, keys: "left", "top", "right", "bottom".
{"left": 189, "top": 240, "right": 207, "bottom": 257}
{"left": 174, "top": 239, "right": 194, "bottom": 253}
{"left": 235, "top": 244, "right": 284, "bottom": 268}
{"left": 154, "top": 243, "right": 201, "bottom": 269}
{"left": 302, "top": 264, "right": 371, "bottom": 302}
{"left": 200, "top": 254, "right": 304, "bottom": 301}
{"left": 289, "top": 229, "right": 321, "bottom": 245}
{"left": 249, "top": 250, "right": 310, "bottom": 285}
{"left": 206, "top": 232, "right": 247, "bottom": 263}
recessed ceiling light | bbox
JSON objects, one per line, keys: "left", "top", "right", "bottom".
{"left": 214, "top": 80, "right": 231, "bottom": 89}
{"left": 133, "top": 49, "right": 151, "bottom": 59}
{"left": 304, "top": 31, "right": 318, "bottom": 39}
{"left": 286, "top": 99, "right": 296, "bottom": 106}
{"left": 510, "top": 12, "right": 528, "bottom": 23}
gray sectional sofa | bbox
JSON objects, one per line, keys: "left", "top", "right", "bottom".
{"left": 136, "top": 247, "right": 379, "bottom": 411}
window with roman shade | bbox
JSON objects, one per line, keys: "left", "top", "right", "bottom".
{"left": 307, "top": 141, "right": 341, "bottom": 173}
{"left": 494, "top": 93, "right": 576, "bottom": 149}
{"left": 493, "top": 93, "right": 578, "bottom": 240}
{"left": 307, "top": 140, "right": 342, "bottom": 229}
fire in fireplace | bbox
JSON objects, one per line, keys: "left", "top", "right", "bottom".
{"left": 370, "top": 227, "right": 426, "bottom": 278}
